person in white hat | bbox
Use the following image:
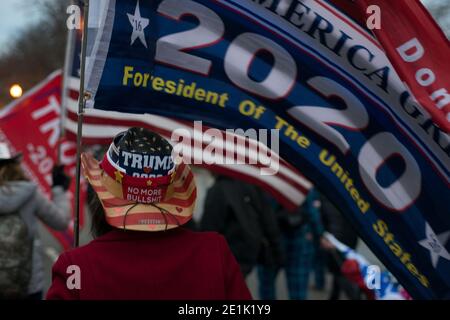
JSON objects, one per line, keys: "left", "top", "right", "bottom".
{"left": 0, "top": 142, "right": 71, "bottom": 299}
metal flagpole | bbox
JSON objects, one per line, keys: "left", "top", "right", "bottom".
{"left": 74, "top": 0, "right": 90, "bottom": 248}
{"left": 58, "top": 0, "right": 77, "bottom": 165}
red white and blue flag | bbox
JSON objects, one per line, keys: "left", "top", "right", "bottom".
{"left": 62, "top": 0, "right": 312, "bottom": 211}
{"left": 79, "top": 0, "right": 450, "bottom": 299}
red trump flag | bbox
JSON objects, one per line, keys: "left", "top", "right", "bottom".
{"left": 357, "top": 0, "right": 450, "bottom": 133}
{"left": 0, "top": 71, "right": 85, "bottom": 249}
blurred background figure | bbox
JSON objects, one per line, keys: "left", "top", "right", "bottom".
{"left": 200, "top": 175, "right": 284, "bottom": 278}
{"left": 0, "top": 143, "right": 71, "bottom": 299}
{"left": 257, "top": 188, "right": 326, "bottom": 300}
{"left": 319, "top": 193, "right": 361, "bottom": 300}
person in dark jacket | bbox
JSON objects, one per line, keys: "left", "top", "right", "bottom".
{"left": 319, "top": 193, "right": 360, "bottom": 300}
{"left": 258, "top": 188, "right": 326, "bottom": 300}
{"left": 200, "top": 176, "right": 284, "bottom": 277}
{"left": 47, "top": 128, "right": 251, "bottom": 300}
{"left": 320, "top": 194, "right": 358, "bottom": 249}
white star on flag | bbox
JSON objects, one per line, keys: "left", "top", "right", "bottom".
{"left": 418, "top": 223, "right": 450, "bottom": 268}
{"left": 127, "top": 0, "right": 149, "bottom": 48}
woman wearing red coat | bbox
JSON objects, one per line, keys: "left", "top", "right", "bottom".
{"left": 46, "top": 127, "right": 252, "bottom": 300}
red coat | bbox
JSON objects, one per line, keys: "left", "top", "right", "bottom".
{"left": 46, "top": 228, "right": 252, "bottom": 300}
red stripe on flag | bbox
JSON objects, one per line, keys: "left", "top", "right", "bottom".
{"left": 357, "top": 0, "right": 450, "bottom": 132}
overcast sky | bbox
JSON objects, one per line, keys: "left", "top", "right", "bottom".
{"left": 0, "top": 0, "right": 41, "bottom": 50}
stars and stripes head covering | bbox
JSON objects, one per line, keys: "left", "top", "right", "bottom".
{"left": 81, "top": 127, "right": 196, "bottom": 231}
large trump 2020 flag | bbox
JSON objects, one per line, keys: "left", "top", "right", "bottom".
{"left": 82, "top": 0, "right": 450, "bottom": 299}
{"left": 63, "top": 0, "right": 312, "bottom": 210}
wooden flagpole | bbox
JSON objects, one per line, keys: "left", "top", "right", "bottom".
{"left": 74, "top": 0, "right": 89, "bottom": 248}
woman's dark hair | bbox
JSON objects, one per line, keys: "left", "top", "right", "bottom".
{"left": 0, "top": 161, "right": 28, "bottom": 186}
{"left": 88, "top": 187, "right": 114, "bottom": 238}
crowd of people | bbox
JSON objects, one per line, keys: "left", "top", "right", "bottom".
{"left": 0, "top": 127, "right": 368, "bottom": 300}
{"left": 198, "top": 175, "right": 364, "bottom": 300}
